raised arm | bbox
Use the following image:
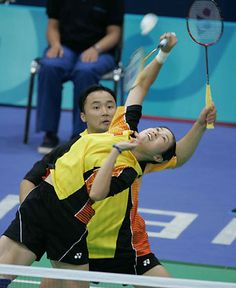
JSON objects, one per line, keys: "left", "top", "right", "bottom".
{"left": 125, "top": 32, "right": 177, "bottom": 107}
{"left": 175, "top": 104, "right": 217, "bottom": 167}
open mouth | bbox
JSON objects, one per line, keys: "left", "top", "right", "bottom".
{"left": 102, "top": 120, "right": 110, "bottom": 124}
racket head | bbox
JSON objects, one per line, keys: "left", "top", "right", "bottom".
{"left": 186, "top": 0, "right": 223, "bottom": 47}
{"left": 124, "top": 47, "right": 145, "bottom": 92}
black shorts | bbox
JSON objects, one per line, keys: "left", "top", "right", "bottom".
{"left": 3, "top": 182, "right": 88, "bottom": 265}
{"left": 89, "top": 253, "right": 161, "bottom": 275}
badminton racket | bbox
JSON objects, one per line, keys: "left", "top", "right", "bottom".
{"left": 124, "top": 33, "right": 176, "bottom": 92}
{"left": 187, "top": 0, "right": 223, "bottom": 128}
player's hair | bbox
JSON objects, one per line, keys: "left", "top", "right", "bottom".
{"left": 79, "top": 84, "right": 116, "bottom": 112}
{"left": 160, "top": 126, "right": 176, "bottom": 161}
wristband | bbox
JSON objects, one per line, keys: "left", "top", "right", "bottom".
{"left": 155, "top": 50, "right": 170, "bottom": 64}
{"left": 112, "top": 144, "right": 122, "bottom": 154}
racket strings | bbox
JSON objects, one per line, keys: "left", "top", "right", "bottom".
{"left": 124, "top": 48, "right": 145, "bottom": 92}
{"left": 187, "top": 0, "right": 223, "bottom": 45}
{"left": 131, "top": 47, "right": 159, "bottom": 90}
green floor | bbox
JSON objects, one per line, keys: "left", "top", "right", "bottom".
{"left": 163, "top": 260, "right": 236, "bottom": 283}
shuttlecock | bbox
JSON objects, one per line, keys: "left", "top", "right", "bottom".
{"left": 140, "top": 13, "right": 158, "bottom": 35}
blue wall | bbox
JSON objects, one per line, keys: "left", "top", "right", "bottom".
{"left": 0, "top": 5, "right": 236, "bottom": 124}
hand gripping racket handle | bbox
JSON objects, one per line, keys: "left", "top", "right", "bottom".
{"left": 158, "top": 38, "right": 169, "bottom": 48}
{"left": 206, "top": 84, "right": 214, "bottom": 129}
{"left": 143, "top": 32, "right": 176, "bottom": 62}
{"left": 145, "top": 35, "right": 174, "bottom": 58}
{"left": 159, "top": 32, "right": 176, "bottom": 47}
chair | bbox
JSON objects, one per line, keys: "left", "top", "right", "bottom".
{"left": 23, "top": 49, "right": 124, "bottom": 144}
{"left": 23, "top": 58, "right": 124, "bottom": 144}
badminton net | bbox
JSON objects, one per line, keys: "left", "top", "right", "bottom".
{"left": 0, "top": 264, "right": 236, "bottom": 288}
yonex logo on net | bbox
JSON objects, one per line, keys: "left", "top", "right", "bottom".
{"left": 74, "top": 252, "right": 82, "bottom": 259}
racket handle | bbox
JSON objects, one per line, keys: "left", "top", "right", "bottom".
{"left": 205, "top": 84, "right": 214, "bottom": 129}
{"left": 159, "top": 38, "right": 168, "bottom": 48}
{"left": 158, "top": 32, "right": 176, "bottom": 48}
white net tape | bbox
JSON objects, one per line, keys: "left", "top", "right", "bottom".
{"left": 0, "top": 264, "right": 236, "bottom": 288}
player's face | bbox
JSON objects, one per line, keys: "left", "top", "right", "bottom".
{"left": 138, "top": 127, "right": 174, "bottom": 161}
{"left": 81, "top": 91, "right": 116, "bottom": 133}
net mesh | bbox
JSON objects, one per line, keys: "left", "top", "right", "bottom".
{"left": 0, "top": 264, "right": 236, "bottom": 288}
{"left": 187, "top": 0, "right": 223, "bottom": 45}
